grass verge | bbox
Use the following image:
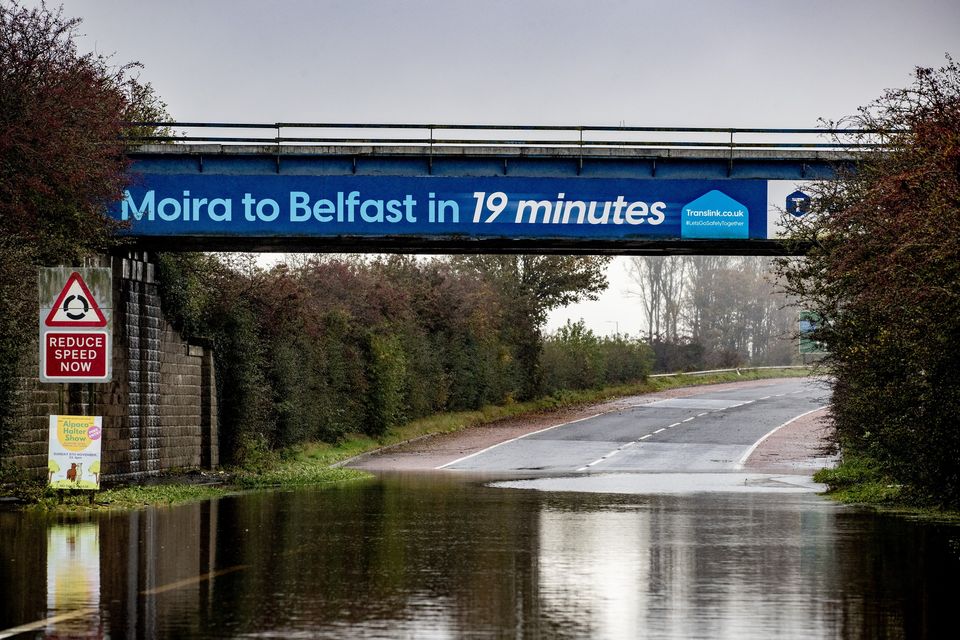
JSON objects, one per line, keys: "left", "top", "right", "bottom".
{"left": 282, "top": 367, "right": 814, "bottom": 467}
{"left": 814, "top": 454, "right": 960, "bottom": 522}
{"left": 15, "top": 466, "right": 371, "bottom": 512}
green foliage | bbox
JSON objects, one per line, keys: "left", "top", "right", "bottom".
{"left": 365, "top": 334, "right": 407, "bottom": 437}
{"left": 779, "top": 56, "right": 960, "bottom": 507}
{"left": 541, "top": 321, "right": 653, "bottom": 393}
{"left": 814, "top": 455, "right": 903, "bottom": 504}
{"left": 0, "top": 2, "right": 171, "bottom": 457}
{"left": 542, "top": 321, "right": 604, "bottom": 391}
{"left": 232, "top": 464, "right": 368, "bottom": 489}
{"left": 454, "top": 255, "right": 612, "bottom": 399}
{"left": 155, "top": 253, "right": 618, "bottom": 464}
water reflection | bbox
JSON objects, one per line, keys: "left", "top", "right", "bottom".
{"left": 46, "top": 522, "right": 101, "bottom": 638}
{"left": 1, "top": 477, "right": 958, "bottom": 639}
{"left": 535, "top": 498, "right": 845, "bottom": 638}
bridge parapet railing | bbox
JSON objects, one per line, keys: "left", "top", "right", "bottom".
{"left": 124, "top": 122, "right": 878, "bottom": 154}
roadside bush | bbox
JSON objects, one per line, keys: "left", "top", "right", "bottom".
{"left": 365, "top": 333, "right": 407, "bottom": 437}
{"left": 157, "top": 254, "right": 626, "bottom": 463}
{"left": 600, "top": 334, "right": 654, "bottom": 383}
{"left": 778, "top": 57, "right": 960, "bottom": 507}
{"left": 0, "top": 2, "right": 168, "bottom": 456}
{"left": 542, "top": 321, "right": 652, "bottom": 393}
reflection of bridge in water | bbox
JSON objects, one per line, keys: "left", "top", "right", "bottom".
{"left": 119, "top": 123, "right": 861, "bottom": 255}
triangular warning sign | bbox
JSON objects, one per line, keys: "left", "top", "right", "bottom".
{"left": 44, "top": 272, "right": 108, "bottom": 327}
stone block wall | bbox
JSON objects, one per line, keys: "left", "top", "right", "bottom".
{"left": 6, "top": 252, "right": 218, "bottom": 481}
{"left": 7, "top": 341, "right": 60, "bottom": 475}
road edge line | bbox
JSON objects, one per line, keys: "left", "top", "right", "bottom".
{"left": 436, "top": 413, "right": 603, "bottom": 469}
{"left": 735, "top": 406, "right": 828, "bottom": 470}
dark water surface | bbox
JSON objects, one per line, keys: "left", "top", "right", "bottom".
{"left": 2, "top": 475, "right": 958, "bottom": 639}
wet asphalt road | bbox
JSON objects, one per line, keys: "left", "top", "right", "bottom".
{"left": 440, "top": 379, "right": 829, "bottom": 474}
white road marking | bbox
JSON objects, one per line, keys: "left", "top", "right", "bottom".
{"left": 698, "top": 412, "right": 709, "bottom": 417}
{"left": 682, "top": 417, "right": 695, "bottom": 422}
{"left": 0, "top": 609, "right": 97, "bottom": 639}
{"left": 759, "top": 396, "right": 771, "bottom": 400}
{"left": 437, "top": 412, "right": 603, "bottom": 469}
{"left": 654, "top": 428, "right": 666, "bottom": 433}
{"left": 0, "top": 562, "right": 254, "bottom": 639}
{"left": 579, "top": 430, "right": 661, "bottom": 471}
{"left": 735, "top": 406, "right": 829, "bottom": 469}
{"left": 141, "top": 565, "right": 249, "bottom": 596}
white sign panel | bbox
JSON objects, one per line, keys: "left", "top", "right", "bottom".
{"left": 39, "top": 268, "right": 112, "bottom": 383}
{"left": 47, "top": 415, "right": 103, "bottom": 490}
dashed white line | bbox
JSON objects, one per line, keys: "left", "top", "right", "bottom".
{"left": 578, "top": 445, "right": 629, "bottom": 472}
{"left": 573, "top": 387, "right": 816, "bottom": 473}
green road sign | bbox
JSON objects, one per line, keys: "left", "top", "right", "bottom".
{"left": 799, "top": 310, "right": 827, "bottom": 355}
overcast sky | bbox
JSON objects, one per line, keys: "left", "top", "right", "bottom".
{"left": 52, "top": 0, "right": 960, "bottom": 336}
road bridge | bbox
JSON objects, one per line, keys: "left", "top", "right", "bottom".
{"left": 120, "top": 123, "right": 859, "bottom": 254}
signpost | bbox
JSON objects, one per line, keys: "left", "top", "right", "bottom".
{"left": 39, "top": 268, "right": 111, "bottom": 498}
{"left": 39, "top": 269, "right": 112, "bottom": 383}
{"left": 799, "top": 310, "right": 827, "bottom": 355}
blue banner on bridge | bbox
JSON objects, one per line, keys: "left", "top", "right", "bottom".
{"left": 112, "top": 175, "right": 771, "bottom": 242}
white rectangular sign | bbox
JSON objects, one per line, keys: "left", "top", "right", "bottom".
{"left": 39, "top": 268, "right": 113, "bottom": 383}
{"left": 47, "top": 415, "right": 103, "bottom": 490}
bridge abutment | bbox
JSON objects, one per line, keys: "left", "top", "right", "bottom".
{"left": 6, "top": 252, "right": 218, "bottom": 482}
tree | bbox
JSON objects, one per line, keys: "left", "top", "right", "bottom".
{"left": 453, "top": 255, "right": 611, "bottom": 398}
{"left": 777, "top": 56, "right": 960, "bottom": 506}
{"left": 626, "top": 256, "right": 687, "bottom": 343}
{"left": 0, "top": 1, "right": 169, "bottom": 456}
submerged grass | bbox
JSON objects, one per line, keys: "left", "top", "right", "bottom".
{"left": 24, "top": 484, "right": 229, "bottom": 512}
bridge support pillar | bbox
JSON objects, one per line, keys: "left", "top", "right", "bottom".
{"left": 4, "top": 252, "right": 219, "bottom": 482}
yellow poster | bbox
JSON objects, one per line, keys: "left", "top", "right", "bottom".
{"left": 48, "top": 415, "right": 102, "bottom": 490}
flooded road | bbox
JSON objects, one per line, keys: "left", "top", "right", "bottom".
{"left": 2, "top": 476, "right": 958, "bottom": 639}
{"left": 438, "top": 379, "right": 828, "bottom": 474}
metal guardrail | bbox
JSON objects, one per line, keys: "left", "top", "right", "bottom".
{"left": 648, "top": 365, "right": 812, "bottom": 378}
{"left": 124, "top": 122, "right": 877, "bottom": 153}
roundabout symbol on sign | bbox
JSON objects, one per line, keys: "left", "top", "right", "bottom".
{"left": 63, "top": 294, "right": 90, "bottom": 321}
{"left": 44, "top": 272, "right": 107, "bottom": 328}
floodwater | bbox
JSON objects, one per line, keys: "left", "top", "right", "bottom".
{"left": 1, "top": 474, "right": 958, "bottom": 639}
